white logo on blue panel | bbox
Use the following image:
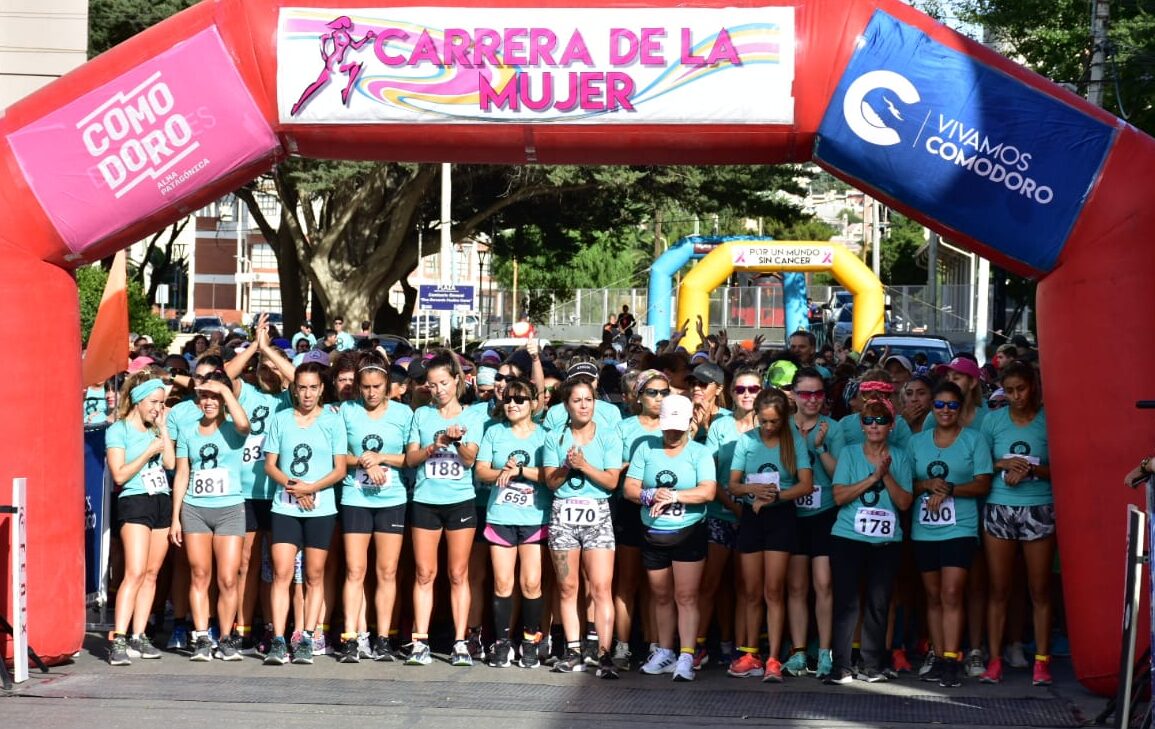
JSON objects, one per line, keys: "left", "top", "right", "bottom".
{"left": 843, "top": 70, "right": 921, "bottom": 146}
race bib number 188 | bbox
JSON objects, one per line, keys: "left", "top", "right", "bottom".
{"left": 425, "top": 452, "right": 464, "bottom": 480}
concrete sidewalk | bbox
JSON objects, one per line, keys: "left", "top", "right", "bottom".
{"left": 0, "top": 634, "right": 1118, "bottom": 729}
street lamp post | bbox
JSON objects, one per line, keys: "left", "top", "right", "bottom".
{"left": 477, "top": 246, "right": 490, "bottom": 338}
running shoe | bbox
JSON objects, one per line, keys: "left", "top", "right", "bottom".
{"left": 290, "top": 630, "right": 303, "bottom": 651}
{"left": 672, "top": 652, "right": 694, "bottom": 682}
{"left": 582, "top": 637, "right": 600, "bottom": 668}
{"left": 451, "top": 640, "right": 474, "bottom": 667}
{"left": 488, "top": 639, "right": 514, "bottom": 668}
{"left": 372, "top": 635, "right": 396, "bottom": 662}
{"left": 783, "top": 650, "right": 808, "bottom": 677}
{"left": 940, "top": 658, "right": 962, "bottom": 688}
{"left": 1032, "top": 657, "right": 1053, "bottom": 687}
{"left": 128, "top": 634, "right": 162, "bottom": 660}
{"left": 406, "top": 640, "right": 432, "bottom": 666}
{"left": 108, "top": 636, "right": 131, "bottom": 666}
{"left": 292, "top": 633, "right": 315, "bottom": 665}
{"left": 823, "top": 668, "right": 854, "bottom": 686}
{"left": 1004, "top": 642, "right": 1029, "bottom": 669}
{"left": 596, "top": 651, "right": 620, "bottom": 680}
{"left": 189, "top": 634, "right": 213, "bottom": 662}
{"left": 466, "top": 628, "right": 486, "bottom": 662}
{"left": 891, "top": 647, "right": 914, "bottom": 673}
{"left": 207, "top": 623, "right": 221, "bottom": 649}
{"left": 816, "top": 649, "right": 834, "bottom": 680}
{"left": 358, "top": 633, "right": 373, "bottom": 660}
{"left": 253, "top": 625, "right": 274, "bottom": 658}
{"left": 979, "top": 656, "right": 1004, "bottom": 684}
{"left": 691, "top": 646, "right": 709, "bottom": 671}
{"left": 762, "top": 656, "right": 784, "bottom": 683}
{"left": 552, "top": 648, "right": 586, "bottom": 673}
{"left": 918, "top": 649, "right": 938, "bottom": 678}
{"left": 239, "top": 631, "right": 260, "bottom": 657}
{"left": 727, "top": 652, "right": 765, "bottom": 678}
{"left": 539, "top": 635, "right": 556, "bottom": 667}
{"left": 216, "top": 634, "right": 242, "bottom": 662}
{"left": 641, "top": 647, "right": 677, "bottom": 675}
{"left": 965, "top": 648, "right": 986, "bottom": 678}
{"left": 264, "top": 636, "right": 289, "bottom": 666}
{"left": 920, "top": 656, "right": 943, "bottom": 682}
{"left": 313, "top": 631, "right": 330, "bottom": 656}
{"left": 339, "top": 637, "right": 360, "bottom": 663}
{"left": 612, "top": 641, "right": 632, "bottom": 672}
{"left": 167, "top": 621, "right": 190, "bottom": 652}
{"left": 858, "top": 666, "right": 888, "bottom": 683}
{"left": 520, "top": 636, "right": 541, "bottom": 669}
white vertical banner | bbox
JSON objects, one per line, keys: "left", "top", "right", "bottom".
{"left": 12, "top": 477, "right": 28, "bottom": 683}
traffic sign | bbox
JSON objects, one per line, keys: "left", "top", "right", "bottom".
{"left": 419, "top": 284, "right": 474, "bottom": 311}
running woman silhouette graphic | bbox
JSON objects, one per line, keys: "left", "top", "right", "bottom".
{"left": 290, "top": 16, "right": 377, "bottom": 116}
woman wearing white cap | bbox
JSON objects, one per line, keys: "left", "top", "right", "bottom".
{"left": 624, "top": 393, "right": 716, "bottom": 682}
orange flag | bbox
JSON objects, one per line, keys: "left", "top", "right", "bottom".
{"left": 81, "top": 250, "right": 129, "bottom": 387}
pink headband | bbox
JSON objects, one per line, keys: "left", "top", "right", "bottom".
{"left": 859, "top": 381, "right": 895, "bottom": 394}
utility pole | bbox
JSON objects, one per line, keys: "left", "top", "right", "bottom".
{"left": 1088, "top": 0, "right": 1110, "bottom": 107}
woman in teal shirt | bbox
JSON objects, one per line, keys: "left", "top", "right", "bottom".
{"left": 262, "top": 361, "right": 348, "bottom": 666}
{"left": 909, "top": 381, "right": 991, "bottom": 688}
{"left": 104, "top": 374, "right": 175, "bottom": 666}
{"left": 170, "top": 371, "right": 251, "bottom": 662}
{"left": 978, "top": 361, "right": 1055, "bottom": 687}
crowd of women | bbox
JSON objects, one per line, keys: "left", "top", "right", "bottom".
{"left": 95, "top": 321, "right": 1057, "bottom": 688}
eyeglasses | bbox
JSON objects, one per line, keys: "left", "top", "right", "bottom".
{"left": 733, "top": 385, "right": 761, "bottom": 395}
{"left": 794, "top": 389, "right": 825, "bottom": 400}
{"left": 860, "top": 415, "right": 893, "bottom": 425}
{"left": 642, "top": 388, "right": 671, "bottom": 398}
{"left": 494, "top": 373, "right": 513, "bottom": 382}
{"left": 502, "top": 395, "right": 532, "bottom": 405}
{"left": 933, "top": 400, "right": 962, "bottom": 411}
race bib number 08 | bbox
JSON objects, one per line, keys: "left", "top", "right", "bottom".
{"left": 558, "top": 497, "right": 598, "bottom": 526}
{"left": 191, "top": 468, "right": 232, "bottom": 497}
{"left": 425, "top": 452, "right": 464, "bottom": 480}
{"left": 242, "top": 435, "right": 265, "bottom": 464}
{"left": 855, "top": 507, "right": 896, "bottom": 538}
{"left": 140, "top": 466, "right": 168, "bottom": 495}
{"left": 796, "top": 485, "right": 822, "bottom": 511}
{"left": 918, "top": 496, "right": 956, "bottom": 526}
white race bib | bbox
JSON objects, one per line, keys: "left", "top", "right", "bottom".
{"left": 279, "top": 488, "right": 300, "bottom": 509}
{"left": 1001, "top": 454, "right": 1041, "bottom": 480}
{"left": 918, "top": 496, "right": 957, "bottom": 526}
{"left": 190, "top": 468, "right": 233, "bottom": 497}
{"left": 140, "top": 466, "right": 168, "bottom": 495}
{"left": 557, "top": 497, "right": 598, "bottom": 526}
{"left": 425, "top": 451, "right": 464, "bottom": 480}
{"left": 242, "top": 435, "right": 265, "bottom": 465}
{"left": 496, "top": 483, "right": 534, "bottom": 508}
{"left": 796, "top": 485, "right": 822, "bottom": 511}
{"left": 854, "top": 507, "right": 897, "bottom": 538}
{"left": 354, "top": 467, "right": 392, "bottom": 490}
{"left": 744, "top": 471, "right": 780, "bottom": 504}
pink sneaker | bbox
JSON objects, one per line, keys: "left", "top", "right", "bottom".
{"left": 1032, "top": 657, "right": 1053, "bottom": 686}
{"left": 979, "top": 656, "right": 1004, "bottom": 684}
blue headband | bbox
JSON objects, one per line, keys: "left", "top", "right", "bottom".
{"left": 130, "top": 379, "right": 165, "bottom": 404}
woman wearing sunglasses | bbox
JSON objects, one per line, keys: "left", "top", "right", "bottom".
{"left": 475, "top": 377, "right": 550, "bottom": 668}
{"left": 726, "top": 388, "right": 813, "bottom": 682}
{"left": 697, "top": 366, "right": 762, "bottom": 670}
{"left": 836, "top": 371, "right": 913, "bottom": 450}
{"left": 624, "top": 393, "right": 717, "bottom": 682}
{"left": 784, "top": 367, "right": 844, "bottom": 680}
{"left": 608, "top": 369, "right": 669, "bottom": 671}
{"left": 978, "top": 361, "right": 1055, "bottom": 687}
{"left": 827, "top": 397, "right": 914, "bottom": 685}
{"left": 543, "top": 374, "right": 624, "bottom": 677}
{"left": 909, "top": 381, "right": 992, "bottom": 688}
{"left": 170, "top": 370, "right": 251, "bottom": 662}
{"left": 335, "top": 353, "right": 413, "bottom": 663}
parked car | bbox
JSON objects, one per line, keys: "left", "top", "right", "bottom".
{"left": 409, "top": 315, "right": 442, "bottom": 340}
{"left": 183, "top": 315, "right": 226, "bottom": 335}
{"left": 477, "top": 337, "right": 552, "bottom": 360}
{"left": 862, "top": 334, "right": 956, "bottom": 366}
{"left": 829, "top": 304, "right": 854, "bottom": 348}
{"left": 353, "top": 333, "right": 413, "bottom": 356}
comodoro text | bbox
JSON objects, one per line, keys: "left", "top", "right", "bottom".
{"left": 923, "top": 116, "right": 1053, "bottom": 204}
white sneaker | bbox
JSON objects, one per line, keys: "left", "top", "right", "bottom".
{"left": 641, "top": 647, "right": 677, "bottom": 675}
{"left": 672, "top": 652, "right": 695, "bottom": 682}
{"left": 965, "top": 648, "right": 986, "bottom": 678}
{"left": 918, "top": 649, "right": 937, "bottom": 678}
{"left": 1004, "top": 642, "right": 1029, "bottom": 669}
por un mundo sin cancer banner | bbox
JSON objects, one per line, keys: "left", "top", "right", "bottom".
{"left": 277, "top": 6, "right": 796, "bottom": 124}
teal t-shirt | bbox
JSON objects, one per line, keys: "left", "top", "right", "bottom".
{"left": 264, "top": 409, "right": 346, "bottom": 518}
{"left": 340, "top": 400, "right": 413, "bottom": 509}
{"left": 83, "top": 386, "right": 110, "bottom": 425}
{"left": 980, "top": 407, "right": 1052, "bottom": 506}
{"left": 105, "top": 419, "right": 169, "bottom": 498}
{"left": 238, "top": 382, "right": 291, "bottom": 500}
{"left": 703, "top": 415, "right": 747, "bottom": 523}
{"left": 729, "top": 430, "right": 812, "bottom": 507}
{"left": 693, "top": 407, "right": 733, "bottom": 444}
{"left": 408, "top": 404, "right": 487, "bottom": 505}
{"left": 791, "top": 415, "right": 844, "bottom": 516}
{"left": 176, "top": 419, "right": 248, "bottom": 508}
{"left": 542, "top": 399, "right": 622, "bottom": 433}
{"left": 838, "top": 411, "right": 913, "bottom": 450}
{"left": 909, "top": 427, "right": 993, "bottom": 541}
{"left": 542, "top": 423, "right": 624, "bottom": 500}
{"left": 617, "top": 415, "right": 662, "bottom": 507}
{"left": 479, "top": 423, "right": 550, "bottom": 526}
{"left": 626, "top": 440, "right": 715, "bottom": 531}
{"left": 831, "top": 445, "right": 914, "bottom": 544}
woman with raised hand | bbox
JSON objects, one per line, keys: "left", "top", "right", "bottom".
{"left": 105, "top": 373, "right": 175, "bottom": 666}
{"left": 170, "top": 370, "right": 251, "bottom": 662}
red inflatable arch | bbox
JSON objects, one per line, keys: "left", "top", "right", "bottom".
{"left": 1, "top": 0, "right": 1150, "bottom": 695}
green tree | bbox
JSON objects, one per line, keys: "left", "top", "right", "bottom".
{"left": 881, "top": 211, "right": 929, "bottom": 285}
{"left": 77, "top": 265, "right": 174, "bottom": 349}
{"left": 88, "top": 0, "right": 197, "bottom": 57}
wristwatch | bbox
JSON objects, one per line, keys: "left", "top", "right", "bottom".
{"left": 517, "top": 465, "right": 524, "bottom": 480}
{"left": 814, "top": 444, "right": 827, "bottom": 455}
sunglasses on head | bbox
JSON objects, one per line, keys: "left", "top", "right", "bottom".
{"left": 642, "top": 387, "right": 671, "bottom": 398}
{"left": 502, "top": 394, "right": 532, "bottom": 405}
{"left": 733, "top": 385, "right": 761, "bottom": 395}
{"left": 794, "top": 389, "right": 825, "bottom": 400}
{"left": 933, "top": 400, "right": 962, "bottom": 411}
{"left": 861, "top": 415, "right": 893, "bottom": 426}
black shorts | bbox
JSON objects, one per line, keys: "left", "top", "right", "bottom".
{"left": 474, "top": 501, "right": 489, "bottom": 543}
{"left": 793, "top": 508, "right": 838, "bottom": 558}
{"left": 342, "top": 503, "right": 407, "bottom": 535}
{"left": 410, "top": 499, "right": 477, "bottom": 531}
{"left": 270, "top": 511, "right": 337, "bottom": 550}
{"left": 117, "top": 493, "right": 172, "bottom": 530}
{"left": 642, "top": 520, "right": 708, "bottom": 570}
{"left": 485, "top": 522, "right": 548, "bottom": 547}
{"left": 612, "top": 497, "right": 645, "bottom": 548}
{"left": 914, "top": 537, "right": 978, "bottom": 572}
{"left": 737, "top": 502, "right": 798, "bottom": 554}
{"left": 244, "top": 499, "right": 273, "bottom": 533}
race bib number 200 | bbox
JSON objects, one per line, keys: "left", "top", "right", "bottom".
{"left": 918, "top": 496, "right": 956, "bottom": 526}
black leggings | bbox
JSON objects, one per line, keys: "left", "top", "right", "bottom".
{"left": 830, "top": 536, "right": 902, "bottom": 675}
